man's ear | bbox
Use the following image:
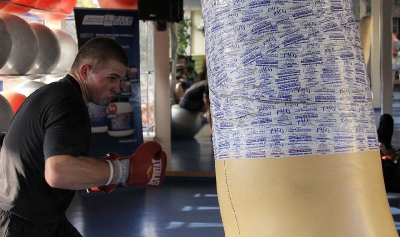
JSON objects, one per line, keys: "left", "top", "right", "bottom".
{"left": 79, "top": 64, "right": 91, "bottom": 80}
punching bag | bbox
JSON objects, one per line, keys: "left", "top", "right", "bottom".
{"left": 201, "top": 0, "right": 398, "bottom": 236}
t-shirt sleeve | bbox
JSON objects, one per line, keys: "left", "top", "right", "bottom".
{"left": 43, "top": 97, "right": 90, "bottom": 159}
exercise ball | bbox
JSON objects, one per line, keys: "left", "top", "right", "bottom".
{"left": 0, "top": 94, "right": 13, "bottom": 133}
{"left": 0, "top": 13, "right": 38, "bottom": 75}
{"left": 51, "top": 29, "right": 78, "bottom": 73}
{"left": 0, "top": 91, "right": 26, "bottom": 114}
{"left": 0, "top": 17, "right": 11, "bottom": 71}
{"left": 30, "top": 0, "right": 59, "bottom": 20}
{"left": 34, "top": 0, "right": 59, "bottom": 11}
{"left": 171, "top": 104, "right": 202, "bottom": 139}
{"left": 58, "top": 0, "right": 77, "bottom": 14}
{"left": 13, "top": 81, "right": 46, "bottom": 97}
{"left": 27, "top": 23, "right": 61, "bottom": 74}
{"left": 35, "top": 0, "right": 77, "bottom": 20}
{"left": 0, "top": 0, "right": 39, "bottom": 15}
{"left": 45, "top": 74, "right": 64, "bottom": 83}
{"left": 98, "top": 0, "right": 137, "bottom": 9}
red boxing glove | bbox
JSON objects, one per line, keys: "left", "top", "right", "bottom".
{"left": 126, "top": 141, "right": 167, "bottom": 187}
{"left": 90, "top": 141, "right": 167, "bottom": 193}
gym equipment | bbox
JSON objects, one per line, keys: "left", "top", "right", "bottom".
{"left": 90, "top": 141, "right": 167, "bottom": 193}
{"left": 32, "top": 0, "right": 77, "bottom": 20}
{"left": 98, "top": 0, "right": 137, "bottom": 9}
{"left": 28, "top": 23, "right": 61, "bottom": 74}
{"left": 0, "top": 13, "right": 38, "bottom": 75}
{"left": 201, "top": 0, "right": 398, "bottom": 236}
{"left": 0, "top": 0, "right": 38, "bottom": 15}
{"left": 0, "top": 91, "right": 26, "bottom": 114}
{"left": 34, "top": 0, "right": 59, "bottom": 11}
{"left": 0, "top": 94, "right": 13, "bottom": 133}
{"left": 13, "top": 81, "right": 46, "bottom": 97}
{"left": 0, "top": 17, "right": 11, "bottom": 71}
{"left": 171, "top": 104, "right": 201, "bottom": 139}
{"left": 51, "top": 29, "right": 78, "bottom": 74}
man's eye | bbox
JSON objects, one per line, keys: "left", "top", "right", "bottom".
{"left": 108, "top": 77, "right": 117, "bottom": 82}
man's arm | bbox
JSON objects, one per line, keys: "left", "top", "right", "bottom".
{"left": 45, "top": 141, "right": 167, "bottom": 192}
{"left": 45, "top": 155, "right": 110, "bottom": 190}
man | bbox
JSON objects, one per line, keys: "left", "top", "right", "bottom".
{"left": 0, "top": 37, "right": 166, "bottom": 236}
{"left": 178, "top": 80, "right": 211, "bottom": 125}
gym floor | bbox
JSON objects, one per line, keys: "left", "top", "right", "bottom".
{"left": 66, "top": 121, "right": 223, "bottom": 237}
{"left": 66, "top": 84, "right": 400, "bottom": 237}
{"left": 66, "top": 177, "right": 224, "bottom": 237}
{"left": 169, "top": 122, "right": 215, "bottom": 174}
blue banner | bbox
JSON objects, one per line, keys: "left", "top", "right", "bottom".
{"left": 74, "top": 8, "right": 143, "bottom": 158}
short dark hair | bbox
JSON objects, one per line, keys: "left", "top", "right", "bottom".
{"left": 71, "top": 37, "right": 128, "bottom": 73}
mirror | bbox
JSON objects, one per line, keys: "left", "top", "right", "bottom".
{"left": 169, "top": 2, "right": 214, "bottom": 176}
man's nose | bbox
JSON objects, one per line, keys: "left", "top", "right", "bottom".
{"left": 114, "top": 81, "right": 121, "bottom": 94}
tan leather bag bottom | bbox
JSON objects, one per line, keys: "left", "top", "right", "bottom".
{"left": 216, "top": 151, "right": 398, "bottom": 237}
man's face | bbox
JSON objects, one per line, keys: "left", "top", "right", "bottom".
{"left": 85, "top": 60, "right": 127, "bottom": 105}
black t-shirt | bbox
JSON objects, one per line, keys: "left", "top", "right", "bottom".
{"left": 0, "top": 75, "right": 91, "bottom": 225}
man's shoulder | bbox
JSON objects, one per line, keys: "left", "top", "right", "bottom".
{"left": 45, "top": 76, "right": 80, "bottom": 95}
